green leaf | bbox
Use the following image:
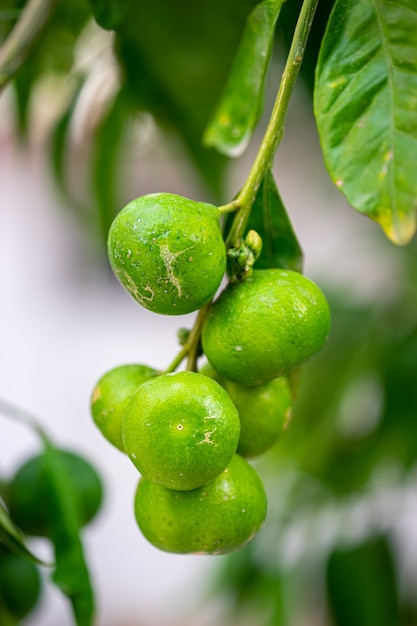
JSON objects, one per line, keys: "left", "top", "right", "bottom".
{"left": 326, "top": 536, "right": 399, "bottom": 626}
{"left": 203, "top": 0, "right": 283, "bottom": 157}
{"left": 245, "top": 169, "right": 303, "bottom": 272}
{"left": 40, "top": 440, "right": 95, "bottom": 626}
{"left": 314, "top": 0, "right": 417, "bottom": 245}
{"left": 0, "top": 501, "right": 47, "bottom": 566}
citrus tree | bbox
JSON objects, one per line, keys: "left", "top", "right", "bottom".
{"left": 1, "top": 0, "right": 417, "bottom": 624}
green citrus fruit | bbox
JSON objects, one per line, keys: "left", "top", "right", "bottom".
{"left": 91, "top": 363, "right": 158, "bottom": 451}
{"left": 122, "top": 371, "right": 240, "bottom": 490}
{"left": 201, "top": 363, "right": 292, "bottom": 457}
{"left": 0, "top": 548, "right": 41, "bottom": 619}
{"left": 7, "top": 450, "right": 103, "bottom": 537}
{"left": 108, "top": 193, "right": 226, "bottom": 315}
{"left": 202, "top": 268, "right": 331, "bottom": 385}
{"left": 134, "top": 454, "right": 267, "bottom": 554}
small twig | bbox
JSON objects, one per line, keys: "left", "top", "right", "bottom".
{"left": 185, "top": 301, "right": 212, "bottom": 372}
{"left": 162, "top": 301, "right": 213, "bottom": 374}
{"left": 163, "top": 345, "right": 189, "bottom": 374}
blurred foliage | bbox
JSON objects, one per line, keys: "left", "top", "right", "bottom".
{"left": 0, "top": 405, "right": 103, "bottom": 626}
{"left": 285, "top": 250, "right": 417, "bottom": 492}
{"left": 7, "top": 0, "right": 92, "bottom": 132}
{"left": 2, "top": 0, "right": 336, "bottom": 249}
{"left": 326, "top": 535, "right": 399, "bottom": 626}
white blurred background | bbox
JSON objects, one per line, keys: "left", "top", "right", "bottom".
{"left": 0, "top": 69, "right": 402, "bottom": 625}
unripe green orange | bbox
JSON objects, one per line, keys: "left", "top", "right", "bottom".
{"left": 122, "top": 371, "right": 240, "bottom": 490}
{"left": 134, "top": 454, "right": 267, "bottom": 554}
{"left": 7, "top": 450, "right": 103, "bottom": 537}
{"left": 108, "top": 193, "right": 226, "bottom": 315}
{"left": 201, "top": 363, "right": 292, "bottom": 457}
{"left": 202, "top": 268, "right": 331, "bottom": 385}
{"left": 91, "top": 363, "right": 158, "bottom": 451}
{"left": 0, "top": 548, "right": 41, "bottom": 619}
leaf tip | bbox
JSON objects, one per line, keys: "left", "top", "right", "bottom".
{"left": 380, "top": 213, "right": 416, "bottom": 247}
{"left": 202, "top": 125, "right": 250, "bottom": 158}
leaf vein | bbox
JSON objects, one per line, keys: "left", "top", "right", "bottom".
{"left": 372, "top": 0, "right": 397, "bottom": 213}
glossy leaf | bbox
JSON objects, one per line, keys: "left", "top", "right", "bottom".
{"left": 314, "top": 0, "right": 417, "bottom": 245}
{"left": 246, "top": 169, "right": 303, "bottom": 272}
{"left": 0, "top": 501, "right": 47, "bottom": 566}
{"left": 203, "top": 0, "right": 283, "bottom": 157}
{"left": 40, "top": 440, "right": 95, "bottom": 626}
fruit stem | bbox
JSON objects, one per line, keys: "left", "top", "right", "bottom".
{"left": 0, "top": 0, "right": 58, "bottom": 94}
{"left": 185, "top": 301, "right": 212, "bottom": 372}
{"left": 163, "top": 346, "right": 188, "bottom": 374}
{"left": 225, "top": 0, "right": 319, "bottom": 246}
{"left": 163, "top": 302, "right": 212, "bottom": 374}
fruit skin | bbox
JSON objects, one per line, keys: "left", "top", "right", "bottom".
{"left": 134, "top": 454, "right": 267, "bottom": 555}
{"left": 0, "top": 548, "right": 41, "bottom": 619}
{"left": 201, "top": 363, "right": 292, "bottom": 457}
{"left": 108, "top": 192, "right": 226, "bottom": 315}
{"left": 7, "top": 450, "right": 103, "bottom": 537}
{"left": 91, "top": 363, "right": 158, "bottom": 451}
{"left": 122, "top": 371, "right": 240, "bottom": 490}
{"left": 202, "top": 268, "right": 331, "bottom": 385}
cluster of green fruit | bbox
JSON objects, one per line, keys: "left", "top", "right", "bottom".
{"left": 91, "top": 192, "right": 331, "bottom": 555}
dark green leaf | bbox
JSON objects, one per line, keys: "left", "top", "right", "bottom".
{"left": 246, "top": 169, "right": 303, "bottom": 272}
{"left": 326, "top": 536, "right": 399, "bottom": 626}
{"left": 0, "top": 502, "right": 47, "bottom": 566}
{"left": 40, "top": 440, "right": 95, "bottom": 626}
{"left": 203, "top": 0, "right": 283, "bottom": 157}
{"left": 314, "top": 0, "right": 417, "bottom": 245}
